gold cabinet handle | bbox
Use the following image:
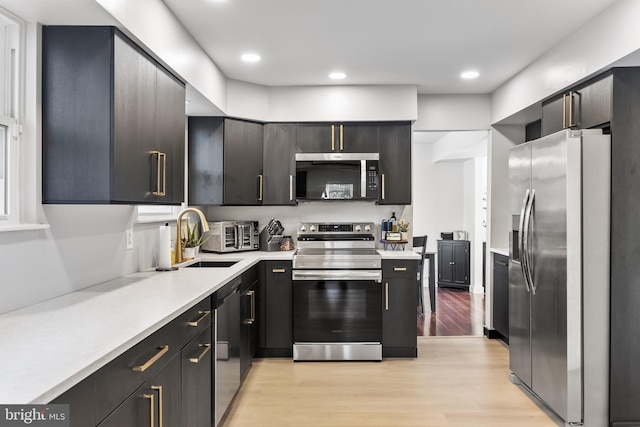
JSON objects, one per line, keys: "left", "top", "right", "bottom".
{"left": 289, "top": 174, "right": 294, "bottom": 201}
{"left": 187, "top": 310, "right": 211, "bottom": 327}
{"left": 160, "top": 152, "right": 166, "bottom": 197}
{"left": 258, "top": 174, "right": 263, "bottom": 201}
{"left": 143, "top": 393, "right": 155, "bottom": 427}
{"left": 151, "top": 151, "right": 165, "bottom": 196}
{"left": 272, "top": 268, "right": 287, "bottom": 273}
{"left": 381, "top": 174, "right": 386, "bottom": 200}
{"left": 250, "top": 290, "right": 256, "bottom": 322}
{"left": 151, "top": 385, "right": 163, "bottom": 427}
{"left": 385, "top": 282, "right": 389, "bottom": 311}
{"left": 189, "top": 343, "right": 212, "bottom": 363}
{"left": 132, "top": 345, "right": 169, "bottom": 372}
{"left": 562, "top": 94, "right": 567, "bottom": 129}
{"left": 568, "top": 91, "right": 575, "bottom": 127}
{"left": 393, "top": 267, "right": 407, "bottom": 272}
{"left": 331, "top": 124, "right": 335, "bottom": 151}
{"left": 339, "top": 124, "right": 344, "bottom": 151}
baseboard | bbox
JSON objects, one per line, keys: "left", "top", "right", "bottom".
{"left": 484, "top": 327, "right": 509, "bottom": 344}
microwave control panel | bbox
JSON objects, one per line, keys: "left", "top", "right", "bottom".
{"left": 367, "top": 163, "right": 379, "bottom": 194}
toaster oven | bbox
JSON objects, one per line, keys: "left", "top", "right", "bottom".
{"left": 201, "top": 221, "right": 259, "bottom": 253}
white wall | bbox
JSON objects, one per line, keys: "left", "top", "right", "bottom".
{"left": 95, "top": 0, "right": 228, "bottom": 113}
{"left": 491, "top": 0, "right": 640, "bottom": 123}
{"left": 411, "top": 135, "right": 464, "bottom": 253}
{"left": 462, "top": 157, "right": 487, "bottom": 294}
{"left": 415, "top": 94, "right": 491, "bottom": 131}
{"left": 266, "top": 85, "right": 418, "bottom": 122}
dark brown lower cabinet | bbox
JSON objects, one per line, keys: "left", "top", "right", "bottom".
{"left": 437, "top": 240, "right": 470, "bottom": 289}
{"left": 258, "top": 261, "right": 293, "bottom": 357}
{"left": 492, "top": 254, "right": 509, "bottom": 342}
{"left": 382, "top": 259, "right": 418, "bottom": 357}
{"left": 182, "top": 325, "right": 213, "bottom": 427}
{"left": 99, "top": 354, "right": 182, "bottom": 427}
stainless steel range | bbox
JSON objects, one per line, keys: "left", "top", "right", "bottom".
{"left": 292, "top": 222, "right": 382, "bottom": 361}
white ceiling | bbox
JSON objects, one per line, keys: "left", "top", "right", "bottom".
{"left": 0, "top": 0, "right": 619, "bottom": 95}
{"left": 162, "top": 0, "right": 619, "bottom": 94}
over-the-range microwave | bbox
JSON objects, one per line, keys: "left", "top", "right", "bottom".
{"left": 295, "top": 152, "right": 379, "bottom": 201}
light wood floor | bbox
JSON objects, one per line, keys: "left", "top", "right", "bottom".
{"left": 222, "top": 337, "right": 560, "bottom": 427}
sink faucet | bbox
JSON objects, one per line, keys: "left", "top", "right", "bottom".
{"left": 175, "top": 207, "right": 210, "bottom": 264}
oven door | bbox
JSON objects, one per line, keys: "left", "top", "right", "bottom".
{"left": 293, "top": 276, "right": 382, "bottom": 343}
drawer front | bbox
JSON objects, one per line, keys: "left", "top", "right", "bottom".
{"left": 382, "top": 259, "right": 418, "bottom": 279}
{"left": 178, "top": 297, "right": 212, "bottom": 346}
{"left": 94, "top": 319, "right": 182, "bottom": 423}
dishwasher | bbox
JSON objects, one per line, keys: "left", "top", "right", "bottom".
{"left": 214, "top": 277, "right": 241, "bottom": 427}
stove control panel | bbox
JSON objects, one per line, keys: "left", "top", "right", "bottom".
{"left": 297, "top": 222, "right": 375, "bottom": 234}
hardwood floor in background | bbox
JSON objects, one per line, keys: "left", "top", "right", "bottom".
{"left": 222, "top": 337, "right": 559, "bottom": 427}
{"left": 418, "top": 287, "right": 485, "bottom": 337}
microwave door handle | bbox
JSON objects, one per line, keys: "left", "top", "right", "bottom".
{"left": 234, "top": 225, "right": 240, "bottom": 249}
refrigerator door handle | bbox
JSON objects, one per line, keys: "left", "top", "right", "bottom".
{"left": 523, "top": 189, "right": 536, "bottom": 295}
{"left": 518, "top": 189, "right": 532, "bottom": 293}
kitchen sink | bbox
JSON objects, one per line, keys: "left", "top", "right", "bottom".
{"left": 185, "top": 260, "right": 239, "bottom": 268}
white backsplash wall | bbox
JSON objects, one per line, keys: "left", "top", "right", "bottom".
{"left": 205, "top": 203, "right": 413, "bottom": 246}
{"left": 0, "top": 205, "right": 173, "bottom": 315}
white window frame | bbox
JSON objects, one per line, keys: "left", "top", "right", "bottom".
{"left": 136, "top": 203, "right": 185, "bottom": 224}
{"left": 0, "top": 12, "right": 20, "bottom": 228}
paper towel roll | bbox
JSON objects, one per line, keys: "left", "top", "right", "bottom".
{"left": 158, "top": 223, "right": 172, "bottom": 269}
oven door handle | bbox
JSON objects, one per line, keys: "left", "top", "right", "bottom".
{"left": 292, "top": 270, "right": 382, "bottom": 283}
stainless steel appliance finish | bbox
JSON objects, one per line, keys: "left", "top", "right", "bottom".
{"left": 213, "top": 278, "right": 241, "bottom": 427}
{"left": 293, "top": 222, "right": 382, "bottom": 361}
{"left": 295, "top": 153, "right": 379, "bottom": 200}
{"left": 293, "top": 343, "right": 382, "bottom": 361}
{"left": 508, "top": 129, "right": 610, "bottom": 426}
{"left": 202, "top": 221, "right": 259, "bottom": 253}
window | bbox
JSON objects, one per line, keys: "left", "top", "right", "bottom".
{"left": 136, "top": 204, "right": 185, "bottom": 223}
{"left": 0, "top": 12, "right": 20, "bottom": 226}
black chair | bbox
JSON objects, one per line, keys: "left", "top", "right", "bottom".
{"left": 413, "top": 235, "right": 428, "bottom": 314}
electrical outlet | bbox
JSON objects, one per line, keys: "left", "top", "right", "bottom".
{"left": 126, "top": 228, "right": 133, "bottom": 250}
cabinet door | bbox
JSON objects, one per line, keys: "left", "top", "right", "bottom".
{"left": 50, "top": 374, "right": 96, "bottom": 427}
{"left": 223, "top": 119, "right": 264, "bottom": 205}
{"left": 99, "top": 355, "right": 182, "bottom": 427}
{"left": 263, "top": 124, "right": 296, "bottom": 205}
{"left": 438, "top": 241, "right": 454, "bottom": 284}
{"left": 258, "top": 261, "right": 293, "bottom": 356}
{"left": 153, "top": 66, "right": 185, "bottom": 204}
{"left": 541, "top": 95, "right": 565, "bottom": 137}
{"left": 341, "top": 123, "right": 379, "bottom": 152}
{"left": 382, "top": 260, "right": 418, "bottom": 357}
{"left": 182, "top": 325, "right": 213, "bottom": 427}
{"left": 452, "top": 241, "right": 470, "bottom": 285}
{"left": 188, "top": 117, "right": 224, "bottom": 206}
{"left": 112, "top": 33, "right": 157, "bottom": 204}
{"left": 577, "top": 74, "right": 612, "bottom": 130}
{"left": 492, "top": 254, "right": 509, "bottom": 339}
{"left": 378, "top": 122, "right": 412, "bottom": 205}
{"left": 240, "top": 281, "right": 258, "bottom": 380}
{"left": 296, "top": 123, "right": 334, "bottom": 152}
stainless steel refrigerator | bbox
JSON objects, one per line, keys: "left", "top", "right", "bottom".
{"left": 508, "top": 129, "right": 610, "bottom": 426}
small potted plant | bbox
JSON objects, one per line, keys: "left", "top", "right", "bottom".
{"left": 397, "top": 218, "right": 410, "bottom": 241}
{"left": 181, "top": 221, "right": 210, "bottom": 259}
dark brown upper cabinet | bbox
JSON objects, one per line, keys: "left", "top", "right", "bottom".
{"left": 378, "top": 122, "right": 412, "bottom": 205}
{"left": 42, "top": 26, "right": 185, "bottom": 205}
{"left": 296, "top": 122, "right": 379, "bottom": 153}
{"left": 541, "top": 73, "right": 612, "bottom": 137}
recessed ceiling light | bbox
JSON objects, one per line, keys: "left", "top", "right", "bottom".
{"left": 461, "top": 70, "right": 480, "bottom": 79}
{"left": 241, "top": 53, "right": 261, "bottom": 63}
{"left": 329, "top": 72, "right": 347, "bottom": 80}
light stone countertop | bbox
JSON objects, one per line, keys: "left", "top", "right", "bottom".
{"left": 0, "top": 249, "right": 415, "bottom": 404}
{"left": 490, "top": 247, "right": 509, "bottom": 257}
